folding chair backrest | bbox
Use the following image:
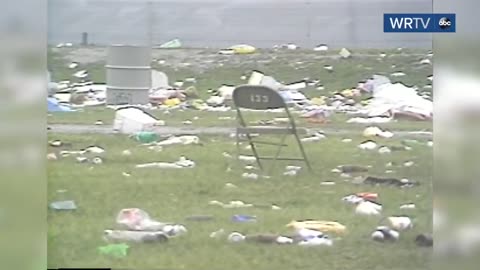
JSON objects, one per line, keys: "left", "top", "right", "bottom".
{"left": 231, "top": 84, "right": 313, "bottom": 173}
{"left": 233, "top": 85, "right": 286, "bottom": 110}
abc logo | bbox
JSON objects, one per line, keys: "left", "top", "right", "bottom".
{"left": 439, "top": 17, "right": 452, "bottom": 29}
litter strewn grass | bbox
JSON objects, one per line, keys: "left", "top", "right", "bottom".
{"left": 48, "top": 46, "right": 432, "bottom": 132}
{"left": 48, "top": 132, "right": 432, "bottom": 270}
{"left": 48, "top": 107, "right": 432, "bottom": 132}
{"left": 48, "top": 46, "right": 432, "bottom": 269}
{"left": 48, "top": 47, "right": 433, "bottom": 100}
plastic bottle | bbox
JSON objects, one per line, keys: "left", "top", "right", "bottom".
{"left": 135, "top": 131, "right": 158, "bottom": 143}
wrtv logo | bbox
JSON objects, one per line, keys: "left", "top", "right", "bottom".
{"left": 384, "top": 13, "right": 456, "bottom": 33}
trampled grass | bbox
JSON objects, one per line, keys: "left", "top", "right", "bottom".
{"left": 47, "top": 132, "right": 432, "bottom": 270}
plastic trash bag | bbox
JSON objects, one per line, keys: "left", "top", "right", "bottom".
{"left": 116, "top": 208, "right": 167, "bottom": 231}
{"left": 362, "top": 75, "right": 391, "bottom": 93}
{"left": 361, "top": 76, "right": 433, "bottom": 119}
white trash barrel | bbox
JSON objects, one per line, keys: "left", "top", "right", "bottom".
{"left": 106, "top": 45, "right": 151, "bottom": 105}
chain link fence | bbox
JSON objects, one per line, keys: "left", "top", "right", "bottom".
{"left": 48, "top": 0, "right": 432, "bottom": 48}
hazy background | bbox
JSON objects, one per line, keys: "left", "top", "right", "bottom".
{"left": 48, "top": 0, "right": 432, "bottom": 48}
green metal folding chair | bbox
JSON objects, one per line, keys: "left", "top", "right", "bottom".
{"left": 232, "top": 84, "right": 312, "bottom": 174}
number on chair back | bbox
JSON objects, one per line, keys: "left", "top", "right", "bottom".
{"left": 250, "top": 94, "right": 269, "bottom": 103}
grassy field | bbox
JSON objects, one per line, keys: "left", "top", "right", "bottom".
{"left": 48, "top": 47, "right": 432, "bottom": 269}
{"left": 48, "top": 132, "right": 432, "bottom": 270}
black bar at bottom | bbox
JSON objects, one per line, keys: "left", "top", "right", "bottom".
{"left": 57, "top": 268, "right": 111, "bottom": 270}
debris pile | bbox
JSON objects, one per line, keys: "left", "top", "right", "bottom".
{"left": 357, "top": 75, "right": 433, "bottom": 121}
{"left": 48, "top": 55, "right": 433, "bottom": 130}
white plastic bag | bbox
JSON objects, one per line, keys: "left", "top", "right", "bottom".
{"left": 116, "top": 208, "right": 166, "bottom": 231}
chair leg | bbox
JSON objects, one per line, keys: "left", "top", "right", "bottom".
{"left": 236, "top": 131, "right": 262, "bottom": 170}
{"left": 267, "top": 134, "right": 288, "bottom": 176}
{"left": 246, "top": 134, "right": 263, "bottom": 170}
{"left": 293, "top": 133, "right": 313, "bottom": 172}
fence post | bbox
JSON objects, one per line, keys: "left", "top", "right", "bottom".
{"left": 306, "top": 1, "right": 312, "bottom": 48}
{"left": 81, "top": 32, "right": 88, "bottom": 46}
